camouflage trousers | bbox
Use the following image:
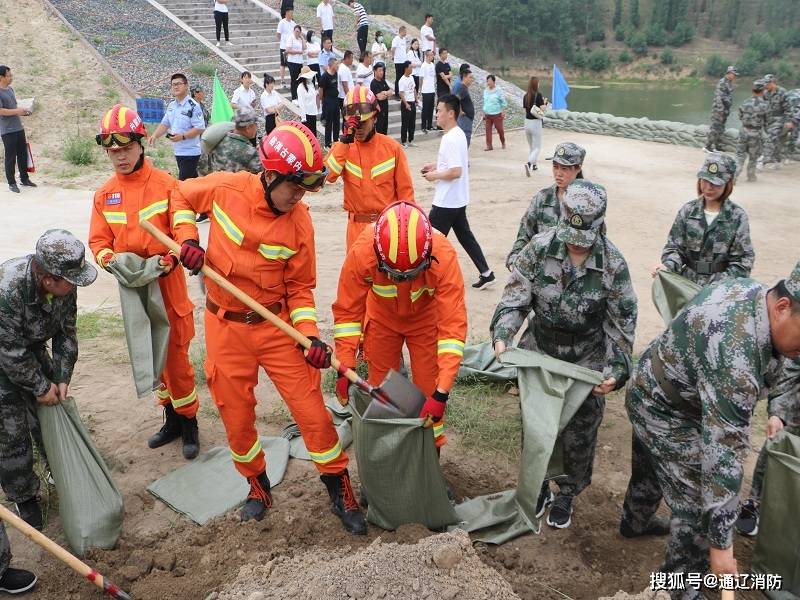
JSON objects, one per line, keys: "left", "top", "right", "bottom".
{"left": 0, "top": 524, "right": 9, "bottom": 577}
{"left": 0, "top": 371, "right": 45, "bottom": 504}
{"left": 787, "top": 125, "right": 799, "bottom": 156}
{"left": 735, "top": 128, "right": 762, "bottom": 181}
{"left": 706, "top": 108, "right": 729, "bottom": 150}
{"left": 748, "top": 423, "right": 800, "bottom": 503}
{"left": 762, "top": 119, "right": 788, "bottom": 163}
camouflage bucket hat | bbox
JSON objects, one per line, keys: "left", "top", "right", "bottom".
{"left": 697, "top": 152, "right": 737, "bottom": 186}
{"left": 555, "top": 180, "right": 607, "bottom": 248}
{"left": 35, "top": 229, "right": 97, "bottom": 287}
{"left": 753, "top": 79, "right": 766, "bottom": 92}
{"left": 786, "top": 261, "right": 800, "bottom": 303}
{"left": 234, "top": 105, "right": 259, "bottom": 128}
{"left": 546, "top": 142, "right": 586, "bottom": 166}
{"left": 726, "top": 65, "right": 739, "bottom": 76}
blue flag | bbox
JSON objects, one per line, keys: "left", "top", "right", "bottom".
{"left": 552, "top": 64, "right": 570, "bottom": 110}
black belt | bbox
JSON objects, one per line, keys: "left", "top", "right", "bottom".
{"left": 534, "top": 322, "right": 600, "bottom": 347}
{"left": 685, "top": 257, "right": 728, "bottom": 276}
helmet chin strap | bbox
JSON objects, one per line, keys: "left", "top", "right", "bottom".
{"left": 261, "top": 171, "right": 286, "bottom": 215}
{"left": 361, "top": 120, "right": 376, "bottom": 143}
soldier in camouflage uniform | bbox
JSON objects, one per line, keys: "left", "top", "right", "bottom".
{"left": 190, "top": 84, "right": 211, "bottom": 126}
{"left": 653, "top": 153, "right": 754, "bottom": 287}
{"left": 505, "top": 142, "right": 585, "bottom": 271}
{"left": 0, "top": 230, "right": 96, "bottom": 532}
{"left": 735, "top": 79, "right": 769, "bottom": 182}
{"left": 621, "top": 261, "right": 800, "bottom": 599}
{"left": 704, "top": 66, "right": 737, "bottom": 153}
{"left": 491, "top": 180, "right": 639, "bottom": 529}
{"left": 208, "top": 105, "right": 262, "bottom": 174}
{"left": 762, "top": 73, "right": 791, "bottom": 167}
{"left": 785, "top": 89, "right": 800, "bottom": 158}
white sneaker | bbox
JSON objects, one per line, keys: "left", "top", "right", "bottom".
{"left": 215, "top": 41, "right": 221, "bottom": 47}
{"left": 226, "top": 41, "right": 234, "bottom": 47}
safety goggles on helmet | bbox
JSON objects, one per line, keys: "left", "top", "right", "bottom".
{"left": 378, "top": 257, "right": 430, "bottom": 282}
{"left": 280, "top": 166, "right": 329, "bottom": 191}
{"left": 345, "top": 102, "right": 376, "bottom": 117}
{"left": 95, "top": 132, "right": 141, "bottom": 148}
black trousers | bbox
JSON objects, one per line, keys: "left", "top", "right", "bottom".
{"left": 304, "top": 114, "right": 317, "bottom": 137}
{"left": 375, "top": 102, "right": 389, "bottom": 135}
{"left": 394, "top": 63, "right": 404, "bottom": 96}
{"left": 400, "top": 101, "right": 416, "bottom": 143}
{"left": 264, "top": 114, "right": 277, "bottom": 135}
{"left": 2, "top": 130, "right": 29, "bottom": 185}
{"left": 421, "top": 93, "right": 435, "bottom": 130}
{"left": 356, "top": 25, "right": 368, "bottom": 54}
{"left": 428, "top": 205, "right": 490, "bottom": 274}
{"left": 214, "top": 10, "right": 229, "bottom": 41}
{"left": 323, "top": 100, "right": 340, "bottom": 147}
{"left": 288, "top": 62, "right": 302, "bottom": 100}
{"left": 309, "top": 63, "right": 320, "bottom": 86}
{"left": 176, "top": 155, "right": 200, "bottom": 181}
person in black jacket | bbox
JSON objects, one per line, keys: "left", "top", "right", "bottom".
{"left": 370, "top": 62, "right": 391, "bottom": 135}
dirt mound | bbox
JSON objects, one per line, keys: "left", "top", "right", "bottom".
{"left": 599, "top": 590, "right": 670, "bottom": 600}
{"left": 218, "top": 530, "right": 520, "bottom": 600}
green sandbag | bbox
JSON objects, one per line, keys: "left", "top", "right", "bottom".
{"left": 38, "top": 398, "right": 123, "bottom": 556}
{"left": 651, "top": 269, "right": 702, "bottom": 326}
{"left": 457, "top": 342, "right": 517, "bottom": 383}
{"left": 752, "top": 430, "right": 800, "bottom": 599}
{"left": 350, "top": 387, "right": 457, "bottom": 531}
{"left": 201, "top": 121, "right": 234, "bottom": 154}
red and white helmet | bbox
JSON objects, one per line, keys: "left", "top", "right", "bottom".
{"left": 258, "top": 121, "right": 327, "bottom": 190}
{"left": 96, "top": 104, "right": 147, "bottom": 147}
{"left": 374, "top": 201, "right": 433, "bottom": 280}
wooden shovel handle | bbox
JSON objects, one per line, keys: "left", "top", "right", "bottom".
{"left": 721, "top": 589, "right": 735, "bottom": 600}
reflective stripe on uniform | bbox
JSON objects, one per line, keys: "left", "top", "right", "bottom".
{"left": 212, "top": 202, "right": 245, "bottom": 246}
{"left": 308, "top": 440, "right": 343, "bottom": 464}
{"left": 258, "top": 244, "right": 298, "bottom": 261}
{"left": 290, "top": 306, "right": 317, "bottom": 324}
{"left": 433, "top": 422, "right": 445, "bottom": 438}
{"left": 333, "top": 321, "right": 362, "bottom": 338}
{"left": 437, "top": 338, "right": 465, "bottom": 357}
{"left": 171, "top": 387, "right": 198, "bottom": 408}
{"left": 410, "top": 286, "right": 435, "bottom": 302}
{"left": 326, "top": 155, "right": 343, "bottom": 175}
{"left": 345, "top": 161, "right": 363, "bottom": 178}
{"left": 370, "top": 157, "right": 396, "bottom": 178}
{"left": 103, "top": 211, "right": 127, "bottom": 225}
{"left": 231, "top": 438, "right": 263, "bottom": 464}
{"left": 156, "top": 387, "right": 171, "bottom": 400}
{"left": 371, "top": 283, "right": 398, "bottom": 298}
{"left": 95, "top": 248, "right": 115, "bottom": 266}
{"left": 173, "top": 209, "right": 197, "bottom": 226}
{"left": 138, "top": 199, "right": 169, "bottom": 222}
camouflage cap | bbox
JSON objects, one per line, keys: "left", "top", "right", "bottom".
{"left": 764, "top": 73, "right": 777, "bottom": 83}
{"left": 753, "top": 78, "right": 766, "bottom": 92}
{"left": 785, "top": 261, "right": 800, "bottom": 303}
{"left": 697, "top": 152, "right": 737, "bottom": 186}
{"left": 234, "top": 105, "right": 259, "bottom": 128}
{"left": 190, "top": 84, "right": 204, "bottom": 94}
{"left": 555, "top": 180, "right": 607, "bottom": 248}
{"left": 726, "top": 65, "right": 739, "bottom": 75}
{"left": 546, "top": 142, "right": 586, "bottom": 166}
{"left": 35, "top": 229, "right": 97, "bottom": 287}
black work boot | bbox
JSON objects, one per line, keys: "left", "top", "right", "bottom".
{"left": 620, "top": 514, "right": 671, "bottom": 538}
{"left": 180, "top": 415, "right": 200, "bottom": 460}
{"left": 240, "top": 472, "right": 272, "bottom": 522}
{"left": 321, "top": 469, "right": 367, "bottom": 535}
{"left": 16, "top": 497, "right": 43, "bottom": 531}
{"left": 147, "top": 404, "right": 181, "bottom": 449}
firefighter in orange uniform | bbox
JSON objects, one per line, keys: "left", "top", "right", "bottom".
{"left": 332, "top": 201, "right": 468, "bottom": 447}
{"left": 88, "top": 104, "right": 200, "bottom": 459}
{"left": 324, "top": 85, "right": 415, "bottom": 248}
{"left": 170, "top": 121, "right": 367, "bottom": 534}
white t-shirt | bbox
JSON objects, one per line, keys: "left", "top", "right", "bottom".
{"left": 337, "top": 62, "right": 353, "bottom": 98}
{"left": 355, "top": 63, "right": 373, "bottom": 87}
{"left": 420, "top": 24, "right": 435, "bottom": 52}
{"left": 391, "top": 35, "right": 407, "bottom": 63}
{"left": 432, "top": 127, "right": 470, "bottom": 208}
{"left": 277, "top": 18, "right": 296, "bottom": 49}
{"left": 305, "top": 41, "right": 320, "bottom": 66}
{"left": 704, "top": 210, "right": 719, "bottom": 225}
{"left": 407, "top": 49, "right": 422, "bottom": 76}
{"left": 231, "top": 85, "right": 256, "bottom": 108}
{"left": 398, "top": 75, "right": 416, "bottom": 102}
{"left": 316, "top": 2, "right": 334, "bottom": 30}
{"left": 297, "top": 80, "right": 319, "bottom": 117}
{"left": 214, "top": 1, "right": 229, "bottom": 13}
{"left": 286, "top": 36, "right": 304, "bottom": 64}
{"left": 420, "top": 62, "right": 436, "bottom": 94}
{"left": 260, "top": 89, "right": 282, "bottom": 116}
{"left": 371, "top": 41, "right": 387, "bottom": 59}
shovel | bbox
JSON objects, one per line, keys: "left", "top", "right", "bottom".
{"left": 139, "top": 220, "right": 432, "bottom": 425}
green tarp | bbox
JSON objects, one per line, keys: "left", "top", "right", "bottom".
{"left": 38, "top": 398, "right": 123, "bottom": 556}
{"left": 752, "top": 430, "right": 800, "bottom": 599}
{"left": 453, "top": 348, "right": 603, "bottom": 544}
{"left": 651, "top": 269, "right": 702, "bottom": 327}
{"left": 457, "top": 342, "right": 517, "bottom": 382}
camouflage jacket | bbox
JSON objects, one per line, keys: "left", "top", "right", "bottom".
{"left": 738, "top": 96, "right": 769, "bottom": 131}
{"left": 764, "top": 86, "right": 789, "bottom": 122}
{"left": 0, "top": 256, "right": 78, "bottom": 396}
{"left": 712, "top": 77, "right": 734, "bottom": 112}
{"left": 627, "top": 279, "right": 779, "bottom": 548}
{"left": 505, "top": 184, "right": 560, "bottom": 270}
{"left": 661, "top": 197, "right": 754, "bottom": 287}
{"left": 491, "top": 230, "right": 637, "bottom": 387}
{"left": 210, "top": 132, "right": 262, "bottom": 175}
{"left": 768, "top": 357, "right": 800, "bottom": 429}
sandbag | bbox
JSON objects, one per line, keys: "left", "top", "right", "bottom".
{"left": 752, "top": 430, "right": 800, "bottom": 599}
{"left": 457, "top": 342, "right": 517, "bottom": 383}
{"left": 38, "top": 397, "right": 123, "bottom": 556}
{"left": 201, "top": 121, "right": 235, "bottom": 154}
{"left": 651, "top": 269, "right": 702, "bottom": 326}
{"left": 350, "top": 387, "right": 457, "bottom": 531}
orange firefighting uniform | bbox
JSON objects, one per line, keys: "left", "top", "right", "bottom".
{"left": 324, "top": 133, "right": 415, "bottom": 248}
{"left": 332, "top": 225, "right": 468, "bottom": 446}
{"left": 170, "top": 171, "right": 347, "bottom": 478}
{"left": 89, "top": 159, "right": 198, "bottom": 417}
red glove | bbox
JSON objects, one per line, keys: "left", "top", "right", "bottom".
{"left": 340, "top": 115, "right": 360, "bottom": 143}
{"left": 179, "top": 239, "right": 205, "bottom": 275}
{"left": 419, "top": 390, "right": 448, "bottom": 423}
{"left": 335, "top": 374, "right": 351, "bottom": 405}
{"left": 304, "top": 337, "right": 332, "bottom": 369}
{"left": 159, "top": 253, "right": 179, "bottom": 277}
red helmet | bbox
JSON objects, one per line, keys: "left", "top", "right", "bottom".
{"left": 258, "top": 121, "right": 327, "bottom": 190}
{"left": 374, "top": 201, "right": 433, "bottom": 281}
{"left": 96, "top": 104, "right": 147, "bottom": 147}
{"left": 345, "top": 85, "right": 380, "bottom": 121}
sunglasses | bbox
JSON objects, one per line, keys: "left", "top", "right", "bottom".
{"left": 95, "top": 132, "right": 139, "bottom": 148}
{"left": 283, "top": 167, "right": 328, "bottom": 192}
{"left": 345, "top": 103, "right": 375, "bottom": 117}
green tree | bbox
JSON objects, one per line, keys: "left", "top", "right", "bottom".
{"left": 613, "top": 0, "right": 623, "bottom": 28}
{"left": 705, "top": 53, "right": 727, "bottom": 77}
{"left": 588, "top": 49, "right": 611, "bottom": 71}
{"left": 629, "top": 0, "right": 640, "bottom": 28}
{"left": 618, "top": 49, "right": 633, "bottom": 63}
{"left": 660, "top": 49, "right": 675, "bottom": 65}
{"left": 628, "top": 31, "right": 649, "bottom": 56}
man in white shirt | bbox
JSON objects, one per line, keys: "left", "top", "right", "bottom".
{"left": 316, "top": 0, "right": 334, "bottom": 42}
{"left": 398, "top": 60, "right": 417, "bottom": 147}
{"left": 391, "top": 26, "right": 407, "bottom": 97}
{"left": 420, "top": 14, "right": 436, "bottom": 55}
{"left": 337, "top": 50, "right": 354, "bottom": 113}
{"left": 231, "top": 71, "right": 256, "bottom": 109}
{"left": 419, "top": 50, "right": 436, "bottom": 132}
{"left": 421, "top": 94, "right": 495, "bottom": 289}
{"left": 355, "top": 51, "right": 374, "bottom": 87}
{"left": 276, "top": 8, "right": 296, "bottom": 88}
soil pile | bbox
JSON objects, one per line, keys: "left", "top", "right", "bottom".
{"left": 599, "top": 590, "right": 670, "bottom": 600}
{"left": 218, "top": 530, "right": 520, "bottom": 600}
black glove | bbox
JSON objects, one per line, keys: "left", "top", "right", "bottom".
{"left": 340, "top": 116, "right": 360, "bottom": 144}
{"left": 179, "top": 239, "right": 205, "bottom": 275}
{"left": 304, "top": 337, "right": 332, "bottom": 369}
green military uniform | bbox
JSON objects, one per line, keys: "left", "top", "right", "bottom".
{"left": 786, "top": 89, "right": 800, "bottom": 157}
{"left": 620, "top": 262, "right": 800, "bottom": 599}
{"left": 0, "top": 230, "right": 96, "bottom": 506}
{"left": 505, "top": 142, "right": 586, "bottom": 270}
{"left": 762, "top": 74, "right": 790, "bottom": 165}
{"left": 661, "top": 154, "right": 754, "bottom": 287}
{"left": 735, "top": 79, "right": 769, "bottom": 182}
{"left": 209, "top": 106, "right": 261, "bottom": 174}
{"left": 706, "top": 67, "right": 736, "bottom": 152}
{"left": 492, "top": 180, "right": 637, "bottom": 502}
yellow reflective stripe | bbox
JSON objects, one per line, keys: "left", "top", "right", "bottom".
{"left": 258, "top": 244, "right": 298, "bottom": 261}
{"left": 326, "top": 155, "right": 343, "bottom": 175}
{"left": 410, "top": 286, "right": 435, "bottom": 302}
{"left": 437, "top": 339, "right": 465, "bottom": 356}
{"left": 138, "top": 199, "right": 168, "bottom": 222}
{"left": 95, "top": 248, "right": 115, "bottom": 265}
{"left": 156, "top": 387, "right": 171, "bottom": 400}
{"left": 345, "top": 160, "right": 363, "bottom": 178}
{"left": 433, "top": 423, "right": 445, "bottom": 437}
{"left": 212, "top": 202, "right": 244, "bottom": 246}
{"left": 386, "top": 207, "right": 399, "bottom": 263}
{"left": 371, "top": 283, "right": 398, "bottom": 298}
{"left": 370, "top": 156, "right": 396, "bottom": 178}
{"left": 290, "top": 306, "right": 317, "bottom": 323}
{"left": 171, "top": 388, "right": 198, "bottom": 408}
{"left": 231, "top": 438, "right": 263, "bottom": 464}
{"left": 308, "top": 440, "right": 343, "bottom": 464}
{"left": 173, "top": 209, "right": 196, "bottom": 226}
{"left": 334, "top": 322, "right": 362, "bottom": 338}
{"left": 103, "top": 211, "right": 127, "bottom": 224}
{"left": 407, "top": 208, "right": 420, "bottom": 264}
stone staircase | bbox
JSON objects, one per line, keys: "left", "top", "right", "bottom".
{"left": 152, "top": 0, "right": 419, "bottom": 138}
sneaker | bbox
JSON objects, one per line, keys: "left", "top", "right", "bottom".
{"left": 735, "top": 499, "right": 759, "bottom": 537}
{"left": 535, "top": 482, "right": 554, "bottom": 518}
{"left": 20, "top": 180, "right": 36, "bottom": 188}
{"left": 401, "top": 142, "right": 408, "bottom": 148}
{"left": 226, "top": 41, "right": 234, "bottom": 47}
{"left": 0, "top": 568, "right": 37, "bottom": 594}
{"left": 472, "top": 272, "right": 496, "bottom": 290}
{"left": 215, "top": 41, "right": 221, "bottom": 47}
{"left": 619, "top": 515, "right": 670, "bottom": 538}
{"left": 703, "top": 146, "right": 713, "bottom": 153}
{"left": 532, "top": 164, "right": 538, "bottom": 171}
{"left": 196, "top": 213, "right": 209, "bottom": 223}
{"left": 408, "top": 142, "right": 418, "bottom": 148}
{"left": 8, "top": 184, "right": 19, "bottom": 193}
{"left": 524, "top": 163, "right": 530, "bottom": 177}
{"left": 546, "top": 494, "right": 573, "bottom": 529}
{"left": 15, "top": 498, "right": 42, "bottom": 531}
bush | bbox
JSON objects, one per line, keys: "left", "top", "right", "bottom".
{"left": 614, "top": 25, "right": 627, "bottom": 42}
{"left": 705, "top": 53, "right": 727, "bottom": 77}
{"left": 736, "top": 48, "right": 761, "bottom": 76}
{"left": 587, "top": 49, "right": 611, "bottom": 72}
{"left": 618, "top": 49, "right": 633, "bottom": 63}
{"left": 588, "top": 26, "right": 606, "bottom": 42}
{"left": 571, "top": 50, "right": 588, "bottom": 69}
{"left": 63, "top": 134, "right": 96, "bottom": 166}
{"left": 646, "top": 25, "right": 666, "bottom": 47}
{"left": 628, "top": 31, "right": 648, "bottom": 56}
{"left": 776, "top": 60, "right": 797, "bottom": 84}
{"left": 660, "top": 49, "right": 675, "bottom": 65}
{"left": 747, "top": 32, "right": 777, "bottom": 60}
{"left": 668, "top": 22, "right": 694, "bottom": 47}
{"left": 190, "top": 61, "right": 215, "bottom": 77}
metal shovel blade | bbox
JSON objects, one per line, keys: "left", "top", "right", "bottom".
{"left": 362, "top": 369, "right": 426, "bottom": 419}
